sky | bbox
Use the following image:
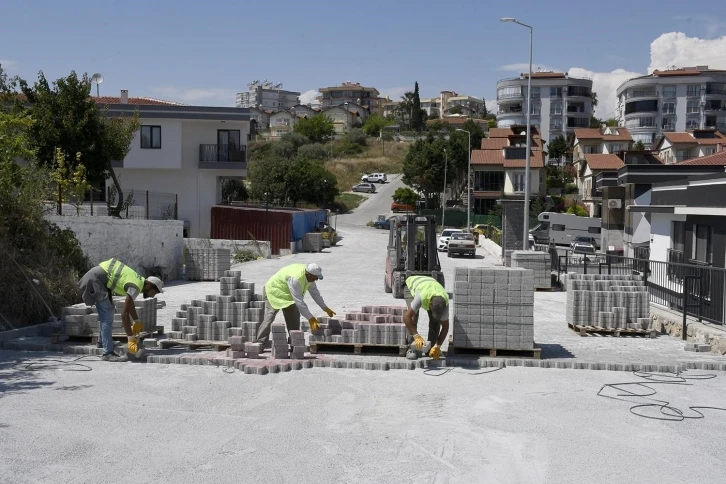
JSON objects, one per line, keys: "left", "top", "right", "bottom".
{"left": 2, "top": 0, "right": 726, "bottom": 119}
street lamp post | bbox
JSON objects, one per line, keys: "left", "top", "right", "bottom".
{"left": 455, "top": 128, "right": 472, "bottom": 230}
{"left": 442, "top": 148, "right": 448, "bottom": 230}
{"left": 264, "top": 191, "right": 270, "bottom": 258}
{"left": 501, "top": 16, "right": 533, "bottom": 250}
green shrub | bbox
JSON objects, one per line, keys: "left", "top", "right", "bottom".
{"left": 280, "top": 132, "right": 309, "bottom": 149}
{"left": 564, "top": 183, "right": 579, "bottom": 194}
{"left": 232, "top": 249, "right": 258, "bottom": 264}
{"left": 297, "top": 143, "right": 329, "bottom": 161}
{"left": 346, "top": 128, "right": 367, "bottom": 147}
{"left": 272, "top": 140, "right": 296, "bottom": 159}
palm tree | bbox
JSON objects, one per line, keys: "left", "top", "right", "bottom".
{"left": 396, "top": 91, "right": 415, "bottom": 128}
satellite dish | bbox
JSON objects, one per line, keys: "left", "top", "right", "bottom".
{"left": 91, "top": 73, "right": 104, "bottom": 97}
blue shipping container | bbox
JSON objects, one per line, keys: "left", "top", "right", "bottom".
{"left": 290, "top": 209, "right": 327, "bottom": 241}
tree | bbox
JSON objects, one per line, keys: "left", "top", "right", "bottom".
{"left": 362, "top": 114, "right": 392, "bottom": 137}
{"left": 396, "top": 91, "right": 415, "bottom": 128}
{"left": 605, "top": 118, "right": 619, "bottom": 127}
{"left": 546, "top": 135, "right": 568, "bottom": 165}
{"left": 293, "top": 113, "right": 335, "bottom": 143}
{"left": 18, "top": 70, "right": 139, "bottom": 217}
{"left": 411, "top": 82, "right": 423, "bottom": 131}
{"left": 590, "top": 116, "right": 602, "bottom": 128}
{"left": 566, "top": 200, "right": 588, "bottom": 217}
{"left": 487, "top": 118, "right": 498, "bottom": 129}
{"left": 220, "top": 178, "right": 249, "bottom": 204}
{"left": 403, "top": 135, "right": 448, "bottom": 200}
{"left": 248, "top": 156, "right": 337, "bottom": 207}
{"left": 392, "top": 187, "right": 419, "bottom": 207}
{"left": 448, "top": 105, "right": 464, "bottom": 115}
{"left": 480, "top": 98, "right": 489, "bottom": 119}
{"left": 51, "top": 148, "right": 92, "bottom": 215}
{"left": 591, "top": 91, "right": 598, "bottom": 108}
{"left": 634, "top": 140, "right": 646, "bottom": 150}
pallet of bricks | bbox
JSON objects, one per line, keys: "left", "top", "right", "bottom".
{"left": 450, "top": 267, "right": 540, "bottom": 358}
{"left": 302, "top": 233, "right": 323, "bottom": 253}
{"left": 510, "top": 250, "right": 552, "bottom": 290}
{"left": 162, "top": 270, "right": 265, "bottom": 349}
{"left": 566, "top": 273, "right": 656, "bottom": 337}
{"left": 62, "top": 297, "right": 159, "bottom": 339}
{"left": 185, "top": 248, "right": 231, "bottom": 281}
{"left": 303, "top": 305, "right": 410, "bottom": 356}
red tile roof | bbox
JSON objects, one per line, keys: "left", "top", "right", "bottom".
{"left": 522, "top": 72, "right": 566, "bottom": 79}
{"left": 584, "top": 154, "right": 625, "bottom": 170}
{"left": 573, "top": 128, "right": 602, "bottom": 139}
{"left": 677, "top": 151, "right": 726, "bottom": 165}
{"left": 471, "top": 149, "right": 544, "bottom": 167}
{"left": 664, "top": 132, "right": 699, "bottom": 144}
{"left": 574, "top": 127, "right": 632, "bottom": 141}
{"left": 488, "top": 126, "right": 541, "bottom": 138}
{"left": 480, "top": 138, "right": 509, "bottom": 149}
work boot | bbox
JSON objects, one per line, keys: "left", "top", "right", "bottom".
{"left": 101, "top": 352, "right": 127, "bottom": 362}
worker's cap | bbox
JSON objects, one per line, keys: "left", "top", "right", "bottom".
{"left": 306, "top": 263, "right": 323, "bottom": 280}
{"left": 430, "top": 296, "right": 448, "bottom": 320}
{"left": 146, "top": 276, "right": 164, "bottom": 293}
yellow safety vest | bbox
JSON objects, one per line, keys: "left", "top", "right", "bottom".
{"left": 265, "top": 263, "right": 312, "bottom": 310}
{"left": 99, "top": 259, "right": 145, "bottom": 297}
{"left": 406, "top": 275, "right": 449, "bottom": 310}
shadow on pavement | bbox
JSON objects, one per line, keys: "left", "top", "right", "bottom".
{"left": 0, "top": 355, "right": 57, "bottom": 399}
{"left": 538, "top": 343, "right": 575, "bottom": 359}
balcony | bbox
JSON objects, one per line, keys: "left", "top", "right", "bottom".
{"left": 498, "top": 105, "right": 523, "bottom": 116}
{"left": 199, "top": 144, "right": 247, "bottom": 169}
{"left": 626, "top": 89, "right": 658, "bottom": 100}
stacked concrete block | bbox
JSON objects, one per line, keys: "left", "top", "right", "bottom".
{"left": 245, "top": 342, "right": 262, "bottom": 359}
{"left": 62, "top": 296, "right": 159, "bottom": 336}
{"left": 452, "top": 267, "right": 535, "bottom": 350}
{"left": 226, "top": 336, "right": 246, "bottom": 358}
{"left": 305, "top": 305, "right": 409, "bottom": 345}
{"left": 510, "top": 251, "right": 551, "bottom": 289}
{"left": 289, "top": 330, "right": 306, "bottom": 359}
{"left": 270, "top": 323, "right": 289, "bottom": 359}
{"left": 185, "top": 249, "right": 232, "bottom": 281}
{"left": 566, "top": 274, "right": 652, "bottom": 330}
{"left": 169, "top": 271, "right": 264, "bottom": 342}
{"left": 302, "top": 233, "right": 323, "bottom": 253}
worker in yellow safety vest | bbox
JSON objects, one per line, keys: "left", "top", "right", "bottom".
{"left": 402, "top": 275, "right": 450, "bottom": 360}
{"left": 256, "top": 263, "right": 335, "bottom": 347}
{"left": 78, "top": 259, "right": 163, "bottom": 361}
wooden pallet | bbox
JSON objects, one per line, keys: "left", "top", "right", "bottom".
{"left": 66, "top": 326, "right": 164, "bottom": 344}
{"left": 568, "top": 323, "right": 658, "bottom": 338}
{"left": 309, "top": 342, "right": 408, "bottom": 357}
{"left": 534, "top": 286, "right": 556, "bottom": 292}
{"left": 447, "top": 336, "right": 541, "bottom": 358}
{"left": 158, "top": 339, "right": 231, "bottom": 351}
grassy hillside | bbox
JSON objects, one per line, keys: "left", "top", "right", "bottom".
{"left": 326, "top": 140, "right": 409, "bottom": 192}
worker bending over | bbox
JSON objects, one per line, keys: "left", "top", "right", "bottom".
{"left": 256, "top": 263, "right": 335, "bottom": 346}
{"left": 78, "top": 259, "right": 163, "bottom": 361}
{"left": 402, "top": 275, "right": 450, "bottom": 360}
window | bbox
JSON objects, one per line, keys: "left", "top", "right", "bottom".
{"left": 550, "top": 119, "right": 563, "bottom": 130}
{"left": 609, "top": 144, "right": 623, "bottom": 153}
{"left": 662, "top": 117, "right": 675, "bottom": 131}
{"left": 531, "top": 87, "right": 541, "bottom": 99}
{"left": 550, "top": 87, "right": 562, "bottom": 98}
{"left": 625, "top": 100, "right": 658, "bottom": 114}
{"left": 693, "top": 224, "right": 713, "bottom": 264}
{"left": 703, "top": 147, "right": 716, "bottom": 155}
{"left": 568, "top": 85, "right": 591, "bottom": 97}
{"left": 584, "top": 146, "right": 598, "bottom": 154}
{"left": 498, "top": 86, "right": 523, "bottom": 99}
{"left": 530, "top": 104, "right": 541, "bottom": 115}
{"left": 552, "top": 224, "right": 565, "bottom": 231}
{"left": 662, "top": 102, "right": 675, "bottom": 114}
{"left": 588, "top": 226, "right": 602, "bottom": 234}
{"left": 662, "top": 86, "right": 677, "bottom": 98}
{"left": 625, "top": 117, "right": 656, "bottom": 128}
{"left": 140, "top": 125, "right": 161, "bottom": 149}
{"left": 687, "top": 85, "right": 701, "bottom": 97}
{"left": 550, "top": 103, "right": 563, "bottom": 115}
{"left": 686, "top": 100, "right": 700, "bottom": 114}
{"left": 686, "top": 117, "right": 700, "bottom": 129}
{"left": 512, "top": 173, "right": 525, "bottom": 192}
{"left": 217, "top": 129, "right": 242, "bottom": 161}
{"left": 474, "top": 171, "right": 504, "bottom": 191}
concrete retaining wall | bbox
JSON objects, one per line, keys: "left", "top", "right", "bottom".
{"left": 185, "top": 238, "right": 270, "bottom": 258}
{"left": 481, "top": 238, "right": 503, "bottom": 265}
{"left": 45, "top": 216, "right": 184, "bottom": 280}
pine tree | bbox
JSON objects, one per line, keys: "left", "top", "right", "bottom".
{"left": 411, "top": 82, "right": 422, "bottom": 131}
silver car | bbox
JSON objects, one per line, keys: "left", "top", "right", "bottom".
{"left": 352, "top": 183, "right": 376, "bottom": 193}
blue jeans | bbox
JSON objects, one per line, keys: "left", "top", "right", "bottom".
{"left": 96, "top": 297, "right": 115, "bottom": 354}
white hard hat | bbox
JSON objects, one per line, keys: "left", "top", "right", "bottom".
{"left": 306, "top": 263, "right": 323, "bottom": 280}
{"left": 146, "top": 276, "right": 164, "bottom": 293}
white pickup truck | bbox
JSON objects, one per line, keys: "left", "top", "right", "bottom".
{"left": 361, "top": 173, "right": 387, "bottom": 183}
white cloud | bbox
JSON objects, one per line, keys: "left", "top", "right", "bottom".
{"left": 497, "top": 63, "right": 560, "bottom": 73}
{"left": 299, "top": 89, "right": 320, "bottom": 105}
{"left": 648, "top": 32, "right": 726, "bottom": 72}
{"left": 567, "top": 67, "right": 642, "bottom": 119}
{"left": 485, "top": 98, "right": 497, "bottom": 115}
{"left": 0, "top": 59, "right": 17, "bottom": 68}
{"left": 149, "top": 86, "right": 237, "bottom": 106}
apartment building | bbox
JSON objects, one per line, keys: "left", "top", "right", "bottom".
{"left": 236, "top": 80, "right": 300, "bottom": 110}
{"left": 318, "top": 82, "right": 381, "bottom": 113}
{"left": 615, "top": 66, "right": 726, "bottom": 149}
{"left": 496, "top": 72, "right": 594, "bottom": 147}
{"left": 654, "top": 130, "right": 726, "bottom": 163}
{"left": 105, "top": 91, "right": 251, "bottom": 238}
{"left": 387, "top": 91, "right": 485, "bottom": 120}
{"left": 469, "top": 125, "right": 546, "bottom": 215}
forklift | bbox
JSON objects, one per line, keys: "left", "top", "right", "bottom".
{"left": 384, "top": 214, "right": 444, "bottom": 299}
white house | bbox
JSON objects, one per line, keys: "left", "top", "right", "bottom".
{"left": 655, "top": 130, "right": 726, "bottom": 164}
{"left": 269, "top": 110, "right": 300, "bottom": 139}
{"left": 322, "top": 104, "right": 367, "bottom": 134}
{"left": 105, "top": 92, "right": 251, "bottom": 238}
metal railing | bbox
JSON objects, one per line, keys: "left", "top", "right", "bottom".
{"left": 549, "top": 248, "right": 725, "bottom": 325}
{"left": 54, "top": 189, "right": 178, "bottom": 220}
{"left": 199, "top": 144, "right": 247, "bottom": 163}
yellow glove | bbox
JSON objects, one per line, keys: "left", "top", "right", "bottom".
{"left": 412, "top": 334, "right": 426, "bottom": 350}
{"left": 429, "top": 344, "right": 441, "bottom": 360}
{"left": 127, "top": 336, "right": 139, "bottom": 356}
{"left": 324, "top": 308, "right": 336, "bottom": 317}
{"left": 131, "top": 320, "right": 144, "bottom": 336}
{"left": 309, "top": 317, "right": 320, "bottom": 332}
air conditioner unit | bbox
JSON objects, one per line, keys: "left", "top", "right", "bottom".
{"left": 608, "top": 199, "right": 622, "bottom": 209}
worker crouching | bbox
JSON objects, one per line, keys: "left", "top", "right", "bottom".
{"left": 402, "top": 275, "right": 449, "bottom": 360}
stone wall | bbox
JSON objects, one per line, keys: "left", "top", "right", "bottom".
{"left": 651, "top": 305, "right": 726, "bottom": 355}
{"left": 45, "top": 216, "right": 184, "bottom": 280}
{"left": 184, "top": 238, "right": 270, "bottom": 258}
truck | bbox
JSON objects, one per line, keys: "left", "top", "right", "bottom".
{"left": 530, "top": 212, "right": 602, "bottom": 247}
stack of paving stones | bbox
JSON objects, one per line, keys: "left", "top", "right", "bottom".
{"left": 169, "top": 270, "right": 265, "bottom": 342}
{"left": 62, "top": 297, "right": 158, "bottom": 336}
{"left": 302, "top": 233, "right": 323, "bottom": 252}
{"left": 290, "top": 330, "right": 306, "bottom": 359}
{"left": 303, "top": 305, "right": 409, "bottom": 345}
{"left": 510, "top": 251, "right": 551, "bottom": 289}
{"left": 270, "top": 323, "right": 290, "bottom": 359}
{"left": 566, "top": 274, "right": 652, "bottom": 330}
{"left": 185, "top": 248, "right": 232, "bottom": 281}
{"left": 453, "top": 267, "right": 535, "bottom": 350}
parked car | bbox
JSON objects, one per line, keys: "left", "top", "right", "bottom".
{"left": 437, "top": 228, "right": 464, "bottom": 252}
{"left": 373, "top": 215, "right": 391, "bottom": 230}
{"left": 447, "top": 232, "right": 476, "bottom": 258}
{"left": 361, "top": 173, "right": 386, "bottom": 183}
{"left": 572, "top": 242, "right": 596, "bottom": 261}
{"left": 569, "top": 235, "right": 600, "bottom": 251}
{"left": 352, "top": 183, "right": 376, "bottom": 193}
{"left": 391, "top": 201, "right": 415, "bottom": 212}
